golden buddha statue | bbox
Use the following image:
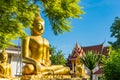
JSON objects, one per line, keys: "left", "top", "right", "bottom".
{"left": 0, "top": 50, "right": 12, "bottom": 78}
{"left": 22, "top": 13, "right": 70, "bottom": 75}
{"left": 75, "top": 56, "right": 85, "bottom": 77}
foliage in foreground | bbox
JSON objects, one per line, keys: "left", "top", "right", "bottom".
{"left": 0, "top": 0, "right": 38, "bottom": 50}
{"left": 102, "top": 49, "right": 120, "bottom": 80}
{"left": 50, "top": 45, "right": 67, "bottom": 66}
{"left": 40, "top": 0, "right": 84, "bottom": 35}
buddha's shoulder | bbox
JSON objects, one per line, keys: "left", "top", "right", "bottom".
{"left": 43, "top": 38, "right": 49, "bottom": 44}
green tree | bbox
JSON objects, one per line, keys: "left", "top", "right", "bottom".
{"left": 0, "top": 0, "right": 38, "bottom": 53}
{"left": 50, "top": 46, "right": 67, "bottom": 66}
{"left": 108, "top": 17, "right": 120, "bottom": 49}
{"left": 102, "top": 49, "right": 120, "bottom": 80}
{"left": 40, "top": 0, "right": 84, "bottom": 35}
{"left": 80, "top": 51, "right": 100, "bottom": 80}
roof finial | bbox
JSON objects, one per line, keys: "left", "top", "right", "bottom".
{"left": 75, "top": 41, "right": 80, "bottom": 48}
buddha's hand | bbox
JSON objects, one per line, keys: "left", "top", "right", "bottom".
{"left": 45, "top": 60, "right": 51, "bottom": 66}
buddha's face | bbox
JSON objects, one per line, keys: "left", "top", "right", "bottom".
{"left": 2, "top": 54, "right": 8, "bottom": 62}
{"left": 32, "top": 20, "right": 44, "bottom": 35}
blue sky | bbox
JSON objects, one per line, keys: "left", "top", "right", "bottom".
{"left": 24, "top": 0, "right": 120, "bottom": 58}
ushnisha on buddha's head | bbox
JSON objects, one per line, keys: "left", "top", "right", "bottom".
{"left": 31, "top": 13, "right": 45, "bottom": 35}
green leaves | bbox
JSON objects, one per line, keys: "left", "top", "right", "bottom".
{"left": 80, "top": 51, "right": 100, "bottom": 70}
{"left": 0, "top": 0, "right": 38, "bottom": 49}
{"left": 50, "top": 45, "right": 67, "bottom": 66}
{"left": 102, "top": 49, "right": 120, "bottom": 80}
{"left": 109, "top": 17, "right": 120, "bottom": 49}
{"left": 0, "top": 34, "right": 15, "bottom": 49}
{"left": 40, "top": 0, "right": 84, "bottom": 35}
{"left": 110, "top": 17, "right": 120, "bottom": 38}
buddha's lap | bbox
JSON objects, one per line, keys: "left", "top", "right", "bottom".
{"left": 23, "top": 64, "right": 70, "bottom": 73}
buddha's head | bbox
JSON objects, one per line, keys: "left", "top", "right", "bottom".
{"left": 31, "top": 13, "right": 45, "bottom": 35}
{"left": 0, "top": 50, "right": 8, "bottom": 63}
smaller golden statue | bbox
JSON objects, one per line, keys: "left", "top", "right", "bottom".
{"left": 0, "top": 50, "right": 12, "bottom": 78}
{"left": 21, "top": 13, "right": 70, "bottom": 76}
{"left": 75, "top": 57, "right": 85, "bottom": 77}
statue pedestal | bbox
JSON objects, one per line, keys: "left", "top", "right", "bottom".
{"left": 41, "top": 74, "right": 71, "bottom": 79}
{"left": 20, "top": 74, "right": 42, "bottom": 80}
{"left": 20, "top": 74, "right": 71, "bottom": 80}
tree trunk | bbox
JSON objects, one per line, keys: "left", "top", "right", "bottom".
{"left": 90, "top": 70, "right": 93, "bottom": 80}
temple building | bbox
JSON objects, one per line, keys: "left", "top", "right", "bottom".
{"left": 67, "top": 42, "right": 109, "bottom": 80}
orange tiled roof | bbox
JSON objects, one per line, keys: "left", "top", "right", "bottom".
{"left": 68, "top": 43, "right": 109, "bottom": 61}
{"left": 82, "top": 44, "right": 104, "bottom": 54}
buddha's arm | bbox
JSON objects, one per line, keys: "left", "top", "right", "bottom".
{"left": 46, "top": 44, "right": 51, "bottom": 66}
{"left": 43, "top": 39, "right": 51, "bottom": 66}
{"left": 21, "top": 37, "right": 38, "bottom": 65}
{"left": 9, "top": 64, "right": 12, "bottom": 77}
{"left": 46, "top": 44, "right": 50, "bottom": 61}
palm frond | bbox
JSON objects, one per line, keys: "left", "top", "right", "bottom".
{"left": 80, "top": 51, "right": 101, "bottom": 71}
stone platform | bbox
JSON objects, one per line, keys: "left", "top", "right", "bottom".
{"left": 19, "top": 75, "right": 88, "bottom": 80}
{"left": 0, "top": 75, "right": 88, "bottom": 80}
{"left": 0, "top": 77, "right": 88, "bottom": 80}
{"left": 20, "top": 75, "right": 71, "bottom": 80}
